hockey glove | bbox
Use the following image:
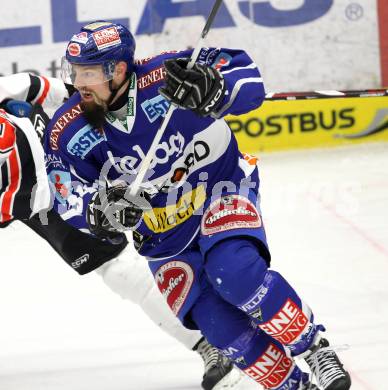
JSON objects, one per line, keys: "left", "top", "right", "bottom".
{"left": 159, "top": 58, "right": 226, "bottom": 117}
{"left": 87, "top": 186, "right": 150, "bottom": 239}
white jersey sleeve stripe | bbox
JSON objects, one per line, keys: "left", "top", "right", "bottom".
{"left": 213, "top": 77, "right": 264, "bottom": 118}
{"left": 221, "top": 63, "right": 258, "bottom": 75}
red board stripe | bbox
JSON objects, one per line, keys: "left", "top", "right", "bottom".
{"left": 378, "top": 0, "right": 388, "bottom": 87}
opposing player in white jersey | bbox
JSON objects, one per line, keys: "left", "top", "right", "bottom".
{"left": 0, "top": 74, "right": 240, "bottom": 390}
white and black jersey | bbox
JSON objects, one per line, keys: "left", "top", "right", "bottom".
{"left": 0, "top": 75, "right": 127, "bottom": 274}
{"left": 0, "top": 107, "right": 51, "bottom": 223}
{"left": 0, "top": 73, "right": 72, "bottom": 117}
{"left": 0, "top": 106, "right": 127, "bottom": 274}
{"left": 0, "top": 73, "right": 75, "bottom": 223}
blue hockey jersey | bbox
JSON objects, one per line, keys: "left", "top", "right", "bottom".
{"left": 44, "top": 48, "right": 265, "bottom": 259}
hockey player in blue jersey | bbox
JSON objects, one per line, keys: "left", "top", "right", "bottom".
{"left": 0, "top": 74, "right": 240, "bottom": 390}
{"left": 45, "top": 21, "right": 351, "bottom": 390}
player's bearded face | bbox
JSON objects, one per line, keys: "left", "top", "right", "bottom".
{"left": 73, "top": 64, "right": 112, "bottom": 129}
{"left": 79, "top": 88, "right": 109, "bottom": 129}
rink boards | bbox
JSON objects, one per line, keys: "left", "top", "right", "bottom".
{"left": 228, "top": 95, "right": 388, "bottom": 153}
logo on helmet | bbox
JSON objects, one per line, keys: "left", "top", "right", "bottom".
{"left": 71, "top": 32, "right": 88, "bottom": 44}
{"left": 68, "top": 43, "right": 81, "bottom": 57}
{"left": 92, "top": 27, "right": 121, "bottom": 50}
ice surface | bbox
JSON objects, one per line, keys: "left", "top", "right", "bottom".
{"left": 1, "top": 143, "right": 387, "bottom": 390}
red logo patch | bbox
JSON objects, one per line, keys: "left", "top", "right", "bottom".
{"left": 155, "top": 261, "right": 194, "bottom": 315}
{"left": 244, "top": 344, "right": 294, "bottom": 387}
{"left": 68, "top": 43, "right": 81, "bottom": 57}
{"left": 259, "top": 299, "right": 309, "bottom": 345}
{"left": 92, "top": 27, "right": 121, "bottom": 50}
{"left": 201, "top": 195, "right": 261, "bottom": 236}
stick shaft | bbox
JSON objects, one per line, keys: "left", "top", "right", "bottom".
{"left": 202, "top": 0, "right": 224, "bottom": 38}
{"left": 129, "top": 107, "right": 175, "bottom": 196}
{"left": 265, "top": 89, "right": 388, "bottom": 101}
{"left": 129, "top": 0, "right": 224, "bottom": 196}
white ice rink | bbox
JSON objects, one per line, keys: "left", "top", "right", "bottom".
{"left": 1, "top": 142, "right": 387, "bottom": 390}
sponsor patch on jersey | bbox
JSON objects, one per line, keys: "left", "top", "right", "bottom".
{"left": 141, "top": 95, "right": 170, "bottom": 123}
{"left": 155, "top": 260, "right": 194, "bottom": 315}
{"left": 92, "top": 27, "right": 121, "bottom": 50}
{"left": 71, "top": 32, "right": 88, "bottom": 44}
{"left": 198, "top": 48, "right": 222, "bottom": 67}
{"left": 68, "top": 43, "right": 81, "bottom": 56}
{"left": 45, "top": 154, "right": 66, "bottom": 170}
{"left": 50, "top": 104, "right": 83, "bottom": 151}
{"left": 239, "top": 284, "right": 269, "bottom": 314}
{"left": 212, "top": 52, "right": 232, "bottom": 71}
{"left": 67, "top": 124, "right": 104, "bottom": 159}
{"left": 258, "top": 299, "right": 309, "bottom": 345}
{"left": 144, "top": 185, "right": 206, "bottom": 233}
{"left": 137, "top": 66, "right": 167, "bottom": 90}
{"left": 49, "top": 170, "right": 71, "bottom": 204}
{"left": 244, "top": 344, "right": 294, "bottom": 387}
{"left": 201, "top": 195, "right": 261, "bottom": 236}
{"left": 159, "top": 140, "right": 210, "bottom": 191}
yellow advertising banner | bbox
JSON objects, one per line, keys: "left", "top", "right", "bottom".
{"left": 226, "top": 97, "right": 388, "bottom": 152}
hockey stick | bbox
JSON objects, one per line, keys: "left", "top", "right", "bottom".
{"left": 129, "top": 0, "right": 224, "bottom": 197}
{"left": 265, "top": 89, "right": 388, "bottom": 101}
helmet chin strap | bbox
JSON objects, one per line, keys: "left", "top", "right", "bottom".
{"left": 107, "top": 72, "right": 130, "bottom": 107}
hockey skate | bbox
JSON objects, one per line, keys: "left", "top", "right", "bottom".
{"left": 195, "top": 338, "right": 242, "bottom": 390}
{"left": 304, "top": 338, "right": 351, "bottom": 390}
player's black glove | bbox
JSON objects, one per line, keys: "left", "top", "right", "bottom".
{"left": 86, "top": 186, "right": 150, "bottom": 239}
{"left": 159, "top": 58, "right": 226, "bottom": 117}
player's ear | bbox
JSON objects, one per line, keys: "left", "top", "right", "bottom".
{"left": 115, "top": 61, "right": 128, "bottom": 77}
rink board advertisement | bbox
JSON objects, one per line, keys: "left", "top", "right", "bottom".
{"left": 228, "top": 96, "right": 388, "bottom": 153}
{"left": 0, "top": 0, "right": 385, "bottom": 91}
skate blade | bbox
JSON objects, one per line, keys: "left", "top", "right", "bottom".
{"left": 212, "top": 367, "right": 244, "bottom": 389}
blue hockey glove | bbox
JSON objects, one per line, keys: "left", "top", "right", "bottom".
{"left": 159, "top": 58, "right": 226, "bottom": 117}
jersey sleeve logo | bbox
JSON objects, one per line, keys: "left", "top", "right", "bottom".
{"left": 201, "top": 194, "right": 262, "bottom": 236}
{"left": 155, "top": 260, "right": 194, "bottom": 316}
{"left": 49, "top": 103, "right": 83, "bottom": 151}
{"left": 137, "top": 66, "right": 167, "bottom": 90}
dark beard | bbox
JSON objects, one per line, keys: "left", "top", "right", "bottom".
{"left": 80, "top": 100, "right": 107, "bottom": 130}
